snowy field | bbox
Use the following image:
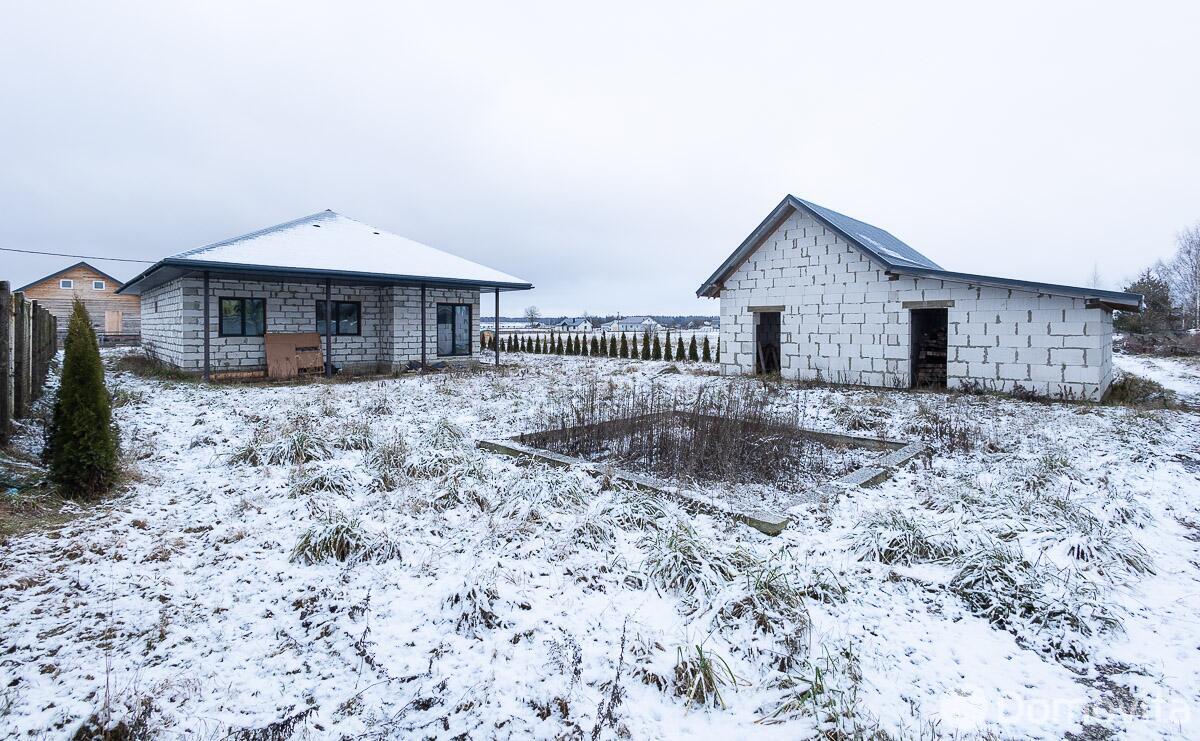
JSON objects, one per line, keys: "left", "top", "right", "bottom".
{"left": 2, "top": 350, "right": 1199, "bottom": 738}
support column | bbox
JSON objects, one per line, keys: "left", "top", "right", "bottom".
{"left": 494, "top": 289, "right": 500, "bottom": 366}
{"left": 202, "top": 271, "right": 211, "bottom": 382}
{"left": 420, "top": 283, "right": 427, "bottom": 373}
{"left": 324, "top": 278, "right": 333, "bottom": 377}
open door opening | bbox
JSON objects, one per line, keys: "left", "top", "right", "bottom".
{"left": 755, "top": 311, "right": 781, "bottom": 375}
{"left": 910, "top": 308, "right": 947, "bottom": 388}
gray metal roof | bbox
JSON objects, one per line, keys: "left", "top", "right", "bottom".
{"left": 793, "top": 197, "right": 941, "bottom": 270}
{"left": 696, "top": 195, "right": 1144, "bottom": 310}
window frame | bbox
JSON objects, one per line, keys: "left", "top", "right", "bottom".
{"left": 315, "top": 300, "right": 363, "bottom": 337}
{"left": 217, "top": 296, "right": 267, "bottom": 338}
{"left": 59, "top": 279, "right": 73, "bottom": 289}
{"left": 436, "top": 302, "right": 473, "bottom": 357}
{"left": 92, "top": 280, "right": 105, "bottom": 290}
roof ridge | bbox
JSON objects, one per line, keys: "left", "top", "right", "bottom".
{"left": 173, "top": 210, "right": 340, "bottom": 259}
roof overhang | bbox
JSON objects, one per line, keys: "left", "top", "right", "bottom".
{"left": 884, "top": 265, "right": 1144, "bottom": 311}
{"left": 115, "top": 258, "right": 534, "bottom": 296}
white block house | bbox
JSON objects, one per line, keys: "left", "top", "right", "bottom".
{"left": 697, "top": 196, "right": 1144, "bottom": 400}
{"left": 117, "top": 210, "right": 532, "bottom": 379}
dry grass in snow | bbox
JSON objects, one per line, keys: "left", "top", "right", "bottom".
{"left": 0, "top": 349, "right": 1198, "bottom": 739}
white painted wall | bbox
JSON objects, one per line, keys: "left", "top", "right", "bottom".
{"left": 717, "top": 207, "right": 1114, "bottom": 399}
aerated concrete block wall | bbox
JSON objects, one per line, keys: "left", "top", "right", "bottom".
{"left": 718, "top": 208, "right": 1114, "bottom": 400}
{"left": 139, "top": 277, "right": 482, "bottom": 375}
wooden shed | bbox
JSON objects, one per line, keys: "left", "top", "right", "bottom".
{"left": 17, "top": 262, "right": 140, "bottom": 343}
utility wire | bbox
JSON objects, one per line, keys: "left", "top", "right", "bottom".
{"left": 0, "top": 246, "right": 157, "bottom": 263}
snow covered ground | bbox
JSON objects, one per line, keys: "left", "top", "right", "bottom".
{"left": 1114, "top": 353, "right": 1200, "bottom": 405}
{"left": 2, "top": 350, "right": 1199, "bottom": 739}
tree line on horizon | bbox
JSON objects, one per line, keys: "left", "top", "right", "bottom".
{"left": 481, "top": 329, "right": 719, "bottom": 364}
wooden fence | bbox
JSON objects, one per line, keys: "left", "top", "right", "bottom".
{"left": 1, "top": 281, "right": 59, "bottom": 445}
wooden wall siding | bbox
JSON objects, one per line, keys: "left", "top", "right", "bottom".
{"left": 21, "top": 265, "right": 140, "bottom": 338}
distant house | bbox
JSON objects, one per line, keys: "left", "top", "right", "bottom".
{"left": 555, "top": 318, "right": 593, "bottom": 331}
{"left": 697, "top": 195, "right": 1144, "bottom": 399}
{"left": 116, "top": 210, "right": 532, "bottom": 379}
{"left": 603, "top": 316, "right": 659, "bottom": 333}
{"left": 16, "top": 261, "right": 140, "bottom": 342}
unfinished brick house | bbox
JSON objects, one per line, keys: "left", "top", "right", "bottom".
{"left": 697, "top": 196, "right": 1144, "bottom": 400}
{"left": 16, "top": 261, "right": 140, "bottom": 343}
{"left": 116, "top": 211, "right": 532, "bottom": 379}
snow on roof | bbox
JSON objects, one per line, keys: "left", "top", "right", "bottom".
{"left": 170, "top": 210, "right": 530, "bottom": 287}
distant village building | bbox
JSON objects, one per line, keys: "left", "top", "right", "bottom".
{"left": 603, "top": 316, "right": 659, "bottom": 333}
{"left": 117, "top": 210, "right": 532, "bottom": 378}
{"left": 697, "top": 195, "right": 1143, "bottom": 400}
{"left": 555, "top": 318, "right": 593, "bottom": 331}
{"left": 16, "top": 261, "right": 140, "bottom": 342}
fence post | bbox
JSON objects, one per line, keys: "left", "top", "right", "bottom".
{"left": 0, "top": 282, "right": 10, "bottom": 443}
{"left": 13, "top": 292, "right": 29, "bottom": 418}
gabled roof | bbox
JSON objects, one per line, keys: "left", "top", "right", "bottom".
{"left": 16, "top": 261, "right": 125, "bottom": 293}
{"left": 118, "top": 210, "right": 533, "bottom": 295}
{"left": 696, "top": 195, "right": 1144, "bottom": 311}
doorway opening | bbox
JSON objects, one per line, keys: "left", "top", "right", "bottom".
{"left": 755, "top": 311, "right": 781, "bottom": 375}
{"left": 910, "top": 308, "right": 947, "bottom": 388}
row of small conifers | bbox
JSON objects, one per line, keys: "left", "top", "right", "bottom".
{"left": 482, "top": 332, "right": 719, "bottom": 363}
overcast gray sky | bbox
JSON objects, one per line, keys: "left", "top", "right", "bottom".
{"left": 2, "top": 1, "right": 1198, "bottom": 316}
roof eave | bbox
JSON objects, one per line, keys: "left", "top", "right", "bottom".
{"left": 118, "top": 258, "right": 533, "bottom": 293}
{"left": 885, "top": 265, "right": 1144, "bottom": 310}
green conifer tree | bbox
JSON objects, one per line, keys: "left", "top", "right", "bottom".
{"left": 619, "top": 333, "right": 629, "bottom": 359}
{"left": 715, "top": 339, "right": 721, "bottom": 364}
{"left": 641, "top": 332, "right": 651, "bottom": 359}
{"left": 609, "top": 335, "right": 617, "bottom": 357}
{"left": 591, "top": 336, "right": 600, "bottom": 355}
{"left": 652, "top": 335, "right": 662, "bottom": 360}
{"left": 702, "top": 335, "right": 712, "bottom": 362}
{"left": 664, "top": 332, "right": 673, "bottom": 361}
{"left": 556, "top": 335, "right": 564, "bottom": 354}
{"left": 676, "top": 336, "right": 686, "bottom": 360}
{"left": 46, "top": 299, "right": 118, "bottom": 499}
{"left": 688, "top": 335, "right": 699, "bottom": 362}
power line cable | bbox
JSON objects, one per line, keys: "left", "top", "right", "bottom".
{"left": 0, "top": 246, "right": 157, "bottom": 264}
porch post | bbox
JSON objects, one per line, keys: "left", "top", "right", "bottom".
{"left": 202, "top": 271, "right": 210, "bottom": 382}
{"left": 324, "top": 278, "right": 333, "bottom": 377}
{"left": 420, "top": 283, "right": 427, "bottom": 373}
{"left": 494, "top": 288, "right": 500, "bottom": 366}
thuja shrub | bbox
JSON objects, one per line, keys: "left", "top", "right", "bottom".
{"left": 45, "top": 299, "right": 119, "bottom": 499}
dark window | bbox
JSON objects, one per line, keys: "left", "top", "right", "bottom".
{"left": 219, "top": 297, "right": 266, "bottom": 337}
{"left": 316, "top": 300, "right": 362, "bottom": 336}
{"left": 437, "top": 303, "right": 471, "bottom": 356}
